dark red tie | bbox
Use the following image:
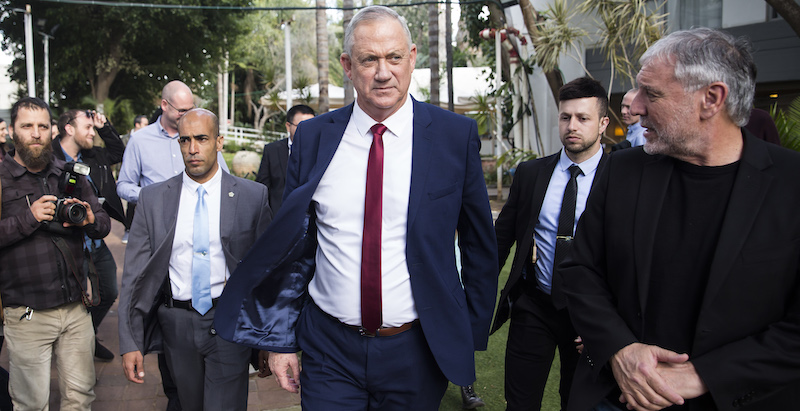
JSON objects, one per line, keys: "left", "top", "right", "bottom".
{"left": 361, "top": 123, "right": 386, "bottom": 333}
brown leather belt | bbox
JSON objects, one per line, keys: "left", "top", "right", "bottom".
{"left": 345, "top": 320, "right": 419, "bottom": 337}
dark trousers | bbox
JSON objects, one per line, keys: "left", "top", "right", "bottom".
{"left": 505, "top": 287, "right": 580, "bottom": 411}
{"left": 157, "top": 305, "right": 250, "bottom": 411}
{"left": 298, "top": 302, "right": 449, "bottom": 410}
{"left": 87, "top": 241, "right": 118, "bottom": 332}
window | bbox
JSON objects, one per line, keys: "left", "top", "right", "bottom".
{"left": 679, "top": 0, "right": 722, "bottom": 29}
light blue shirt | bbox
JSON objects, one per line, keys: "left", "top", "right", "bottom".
{"left": 116, "top": 115, "right": 229, "bottom": 203}
{"left": 626, "top": 121, "right": 646, "bottom": 147}
{"left": 533, "top": 148, "right": 603, "bottom": 294}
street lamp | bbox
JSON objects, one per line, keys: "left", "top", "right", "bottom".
{"left": 37, "top": 19, "right": 58, "bottom": 105}
{"left": 281, "top": 18, "right": 293, "bottom": 111}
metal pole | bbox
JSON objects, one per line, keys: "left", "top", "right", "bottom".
{"left": 24, "top": 5, "right": 35, "bottom": 97}
{"left": 43, "top": 34, "right": 49, "bottom": 103}
{"left": 284, "top": 21, "right": 293, "bottom": 111}
{"left": 495, "top": 30, "right": 503, "bottom": 201}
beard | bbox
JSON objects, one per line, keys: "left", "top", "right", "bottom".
{"left": 15, "top": 135, "right": 53, "bottom": 171}
{"left": 642, "top": 103, "right": 699, "bottom": 158}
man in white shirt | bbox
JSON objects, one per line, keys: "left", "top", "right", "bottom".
{"left": 215, "top": 5, "right": 498, "bottom": 409}
{"left": 118, "top": 109, "right": 271, "bottom": 410}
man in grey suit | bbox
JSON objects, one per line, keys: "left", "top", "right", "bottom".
{"left": 118, "top": 109, "right": 272, "bottom": 409}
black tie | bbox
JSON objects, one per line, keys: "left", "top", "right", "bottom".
{"left": 554, "top": 164, "right": 583, "bottom": 268}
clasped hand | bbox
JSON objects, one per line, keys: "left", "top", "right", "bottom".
{"left": 611, "top": 342, "right": 708, "bottom": 411}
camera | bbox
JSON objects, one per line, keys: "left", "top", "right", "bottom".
{"left": 53, "top": 198, "right": 87, "bottom": 224}
{"left": 52, "top": 162, "right": 91, "bottom": 224}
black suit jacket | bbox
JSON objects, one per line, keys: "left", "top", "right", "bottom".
{"left": 491, "top": 151, "right": 607, "bottom": 333}
{"left": 255, "top": 138, "right": 289, "bottom": 213}
{"left": 561, "top": 133, "right": 800, "bottom": 411}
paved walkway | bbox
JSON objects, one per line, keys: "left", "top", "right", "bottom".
{"left": 0, "top": 220, "right": 301, "bottom": 411}
{"left": 0, "top": 186, "right": 509, "bottom": 410}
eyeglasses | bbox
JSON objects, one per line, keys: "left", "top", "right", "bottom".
{"left": 164, "top": 99, "right": 195, "bottom": 115}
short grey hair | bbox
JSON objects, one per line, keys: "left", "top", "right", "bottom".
{"left": 640, "top": 27, "right": 756, "bottom": 127}
{"left": 343, "top": 5, "right": 412, "bottom": 57}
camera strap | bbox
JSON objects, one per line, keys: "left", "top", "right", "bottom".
{"left": 51, "top": 236, "right": 100, "bottom": 307}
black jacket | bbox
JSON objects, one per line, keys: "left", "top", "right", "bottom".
{"left": 52, "top": 123, "right": 126, "bottom": 226}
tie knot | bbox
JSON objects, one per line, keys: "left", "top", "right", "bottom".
{"left": 568, "top": 164, "right": 583, "bottom": 179}
{"left": 197, "top": 185, "right": 207, "bottom": 197}
{"left": 371, "top": 123, "right": 388, "bottom": 138}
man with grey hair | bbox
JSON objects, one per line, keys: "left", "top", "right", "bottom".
{"left": 215, "top": 5, "right": 497, "bottom": 409}
{"left": 560, "top": 27, "right": 800, "bottom": 411}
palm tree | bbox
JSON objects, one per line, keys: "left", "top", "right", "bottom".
{"left": 342, "top": 0, "right": 354, "bottom": 105}
{"left": 428, "top": 3, "right": 440, "bottom": 106}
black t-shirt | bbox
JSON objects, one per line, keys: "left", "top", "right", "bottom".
{"left": 637, "top": 159, "right": 738, "bottom": 410}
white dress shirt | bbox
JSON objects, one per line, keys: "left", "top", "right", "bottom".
{"left": 168, "top": 167, "right": 230, "bottom": 301}
{"left": 310, "top": 97, "right": 417, "bottom": 327}
{"left": 533, "top": 148, "right": 603, "bottom": 294}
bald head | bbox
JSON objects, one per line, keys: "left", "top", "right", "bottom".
{"left": 160, "top": 81, "right": 195, "bottom": 135}
{"left": 178, "top": 109, "right": 223, "bottom": 184}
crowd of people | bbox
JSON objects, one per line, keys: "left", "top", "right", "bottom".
{"left": 0, "top": 5, "right": 799, "bottom": 411}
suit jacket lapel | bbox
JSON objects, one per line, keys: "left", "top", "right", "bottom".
{"left": 634, "top": 155, "right": 674, "bottom": 313}
{"left": 308, "top": 106, "right": 352, "bottom": 186}
{"left": 220, "top": 172, "right": 237, "bottom": 242}
{"left": 407, "top": 99, "right": 432, "bottom": 229}
{"left": 701, "top": 132, "right": 773, "bottom": 310}
{"left": 278, "top": 139, "right": 289, "bottom": 174}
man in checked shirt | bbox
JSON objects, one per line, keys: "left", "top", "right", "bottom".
{"left": 0, "top": 97, "right": 110, "bottom": 410}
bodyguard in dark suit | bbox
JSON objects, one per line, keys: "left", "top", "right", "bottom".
{"left": 118, "top": 109, "right": 272, "bottom": 410}
{"left": 255, "top": 104, "right": 315, "bottom": 213}
{"left": 561, "top": 28, "right": 800, "bottom": 411}
{"left": 492, "top": 78, "right": 609, "bottom": 410}
{"left": 215, "top": 6, "right": 497, "bottom": 409}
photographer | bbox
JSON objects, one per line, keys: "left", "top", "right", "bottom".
{"left": 0, "top": 97, "right": 110, "bottom": 410}
{"left": 55, "top": 109, "right": 125, "bottom": 362}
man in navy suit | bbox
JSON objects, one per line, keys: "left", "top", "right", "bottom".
{"left": 255, "top": 104, "right": 315, "bottom": 214}
{"left": 216, "top": 5, "right": 498, "bottom": 409}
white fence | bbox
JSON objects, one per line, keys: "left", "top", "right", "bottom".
{"left": 222, "top": 126, "right": 287, "bottom": 152}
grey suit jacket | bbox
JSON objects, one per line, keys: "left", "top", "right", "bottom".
{"left": 118, "top": 170, "right": 272, "bottom": 355}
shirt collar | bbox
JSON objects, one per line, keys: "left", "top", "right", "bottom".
{"left": 3, "top": 152, "right": 64, "bottom": 179}
{"left": 558, "top": 146, "right": 603, "bottom": 176}
{"left": 627, "top": 121, "right": 644, "bottom": 135}
{"left": 352, "top": 95, "right": 414, "bottom": 140}
{"left": 156, "top": 115, "right": 177, "bottom": 139}
{"left": 181, "top": 164, "right": 222, "bottom": 195}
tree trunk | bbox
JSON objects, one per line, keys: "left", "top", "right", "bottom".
{"left": 343, "top": 0, "right": 354, "bottom": 105}
{"left": 429, "top": 3, "right": 440, "bottom": 106}
{"left": 92, "top": 41, "right": 123, "bottom": 104}
{"left": 518, "top": 0, "right": 562, "bottom": 103}
{"left": 766, "top": 0, "right": 800, "bottom": 38}
{"left": 487, "top": 1, "right": 511, "bottom": 82}
{"left": 316, "top": 0, "right": 330, "bottom": 113}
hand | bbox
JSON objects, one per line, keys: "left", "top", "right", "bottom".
{"left": 60, "top": 197, "right": 95, "bottom": 227}
{"left": 122, "top": 351, "right": 145, "bottom": 383}
{"left": 268, "top": 352, "right": 301, "bottom": 393}
{"left": 611, "top": 343, "right": 689, "bottom": 411}
{"left": 256, "top": 350, "right": 272, "bottom": 378}
{"left": 91, "top": 111, "right": 107, "bottom": 129}
{"left": 30, "top": 195, "right": 57, "bottom": 222}
{"left": 575, "top": 336, "right": 584, "bottom": 355}
{"left": 657, "top": 361, "right": 708, "bottom": 400}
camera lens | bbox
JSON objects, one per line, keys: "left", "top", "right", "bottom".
{"left": 59, "top": 203, "right": 87, "bottom": 224}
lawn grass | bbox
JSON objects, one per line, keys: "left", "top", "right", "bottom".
{"left": 439, "top": 245, "right": 563, "bottom": 410}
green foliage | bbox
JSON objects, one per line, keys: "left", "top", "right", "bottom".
{"left": 530, "top": 0, "right": 588, "bottom": 74}
{"left": 579, "top": 0, "right": 667, "bottom": 87}
{"left": 770, "top": 98, "right": 800, "bottom": 152}
{"left": 499, "top": 147, "right": 538, "bottom": 169}
{"left": 0, "top": 0, "right": 250, "bottom": 111}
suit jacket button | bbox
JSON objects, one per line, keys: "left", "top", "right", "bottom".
{"left": 209, "top": 327, "right": 217, "bottom": 336}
